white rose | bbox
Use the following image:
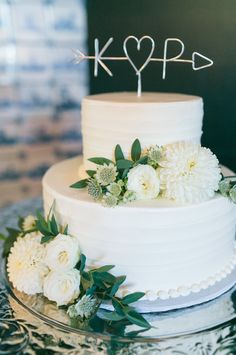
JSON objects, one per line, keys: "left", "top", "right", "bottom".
{"left": 44, "top": 234, "right": 80, "bottom": 271}
{"left": 43, "top": 269, "right": 81, "bottom": 306}
{"left": 127, "top": 165, "right": 160, "bottom": 200}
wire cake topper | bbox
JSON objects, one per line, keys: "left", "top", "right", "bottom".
{"left": 73, "top": 35, "right": 213, "bottom": 97}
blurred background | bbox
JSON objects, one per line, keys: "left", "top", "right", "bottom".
{"left": 0, "top": 0, "right": 235, "bottom": 207}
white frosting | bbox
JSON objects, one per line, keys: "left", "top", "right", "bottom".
{"left": 42, "top": 157, "right": 236, "bottom": 299}
{"left": 82, "top": 92, "right": 203, "bottom": 170}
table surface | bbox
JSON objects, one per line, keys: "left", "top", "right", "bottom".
{"left": 1, "top": 198, "right": 236, "bottom": 355}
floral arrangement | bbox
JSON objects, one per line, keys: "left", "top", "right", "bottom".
{"left": 1, "top": 212, "right": 151, "bottom": 330}
{"left": 71, "top": 139, "right": 234, "bottom": 206}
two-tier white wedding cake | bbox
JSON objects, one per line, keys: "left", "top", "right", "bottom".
{"left": 43, "top": 92, "right": 236, "bottom": 302}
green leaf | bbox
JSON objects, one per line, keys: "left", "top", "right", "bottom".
{"left": 91, "top": 265, "right": 115, "bottom": 273}
{"left": 93, "top": 272, "right": 116, "bottom": 285}
{"left": 136, "top": 155, "right": 148, "bottom": 165}
{"left": 109, "top": 276, "right": 126, "bottom": 297}
{"left": 122, "top": 292, "right": 145, "bottom": 304}
{"left": 115, "top": 144, "right": 125, "bottom": 162}
{"left": 102, "top": 311, "right": 125, "bottom": 321}
{"left": 88, "top": 157, "right": 113, "bottom": 166}
{"left": 131, "top": 139, "right": 141, "bottom": 162}
{"left": 85, "top": 285, "right": 97, "bottom": 296}
{"left": 122, "top": 168, "right": 130, "bottom": 179}
{"left": 116, "top": 159, "right": 133, "bottom": 170}
{"left": 86, "top": 170, "right": 96, "bottom": 178}
{"left": 2, "top": 229, "right": 20, "bottom": 257}
{"left": 125, "top": 310, "right": 151, "bottom": 329}
{"left": 70, "top": 179, "right": 88, "bottom": 189}
{"left": 63, "top": 224, "right": 68, "bottom": 235}
{"left": 41, "top": 235, "right": 55, "bottom": 244}
{"left": 81, "top": 271, "right": 93, "bottom": 290}
{"left": 79, "top": 254, "right": 86, "bottom": 272}
{"left": 17, "top": 216, "right": 24, "bottom": 229}
{"left": 36, "top": 212, "right": 52, "bottom": 236}
{"left": 0, "top": 233, "right": 6, "bottom": 241}
{"left": 50, "top": 215, "right": 59, "bottom": 236}
{"left": 112, "top": 298, "right": 125, "bottom": 316}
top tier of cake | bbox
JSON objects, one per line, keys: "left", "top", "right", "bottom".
{"left": 81, "top": 92, "right": 203, "bottom": 170}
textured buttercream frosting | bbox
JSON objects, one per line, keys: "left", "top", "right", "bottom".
{"left": 43, "top": 157, "right": 236, "bottom": 299}
{"left": 82, "top": 92, "right": 203, "bottom": 170}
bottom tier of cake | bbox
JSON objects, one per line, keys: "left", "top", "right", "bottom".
{"left": 42, "top": 157, "right": 236, "bottom": 301}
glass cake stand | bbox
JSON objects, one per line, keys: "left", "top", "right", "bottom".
{"left": 1, "top": 198, "right": 236, "bottom": 354}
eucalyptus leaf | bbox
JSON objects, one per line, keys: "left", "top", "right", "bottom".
{"left": 91, "top": 265, "right": 115, "bottom": 273}
{"left": 70, "top": 179, "right": 88, "bottom": 189}
{"left": 86, "top": 170, "right": 96, "bottom": 178}
{"left": 112, "top": 298, "right": 125, "bottom": 316}
{"left": 122, "top": 292, "right": 145, "bottom": 304}
{"left": 102, "top": 311, "right": 125, "bottom": 321}
{"left": 79, "top": 254, "right": 86, "bottom": 272}
{"left": 131, "top": 139, "right": 141, "bottom": 162}
{"left": 136, "top": 155, "right": 148, "bottom": 165}
{"left": 88, "top": 157, "right": 113, "bottom": 166}
{"left": 125, "top": 310, "right": 151, "bottom": 329}
{"left": 116, "top": 159, "right": 133, "bottom": 170}
{"left": 93, "top": 271, "right": 116, "bottom": 285}
{"left": 109, "top": 275, "right": 126, "bottom": 297}
{"left": 115, "top": 144, "right": 125, "bottom": 162}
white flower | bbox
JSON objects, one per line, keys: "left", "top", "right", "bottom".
{"left": 67, "top": 295, "right": 97, "bottom": 319}
{"left": 123, "top": 190, "right": 136, "bottom": 203}
{"left": 7, "top": 234, "right": 48, "bottom": 295}
{"left": 87, "top": 179, "right": 102, "bottom": 200}
{"left": 22, "top": 215, "right": 36, "bottom": 231}
{"left": 44, "top": 234, "right": 80, "bottom": 272}
{"left": 95, "top": 163, "right": 118, "bottom": 186}
{"left": 102, "top": 193, "right": 118, "bottom": 207}
{"left": 127, "top": 165, "right": 160, "bottom": 200}
{"left": 158, "top": 141, "right": 221, "bottom": 204}
{"left": 43, "top": 269, "right": 81, "bottom": 306}
{"left": 107, "top": 182, "right": 122, "bottom": 197}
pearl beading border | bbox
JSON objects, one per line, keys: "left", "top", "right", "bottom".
{"left": 116, "top": 243, "right": 236, "bottom": 301}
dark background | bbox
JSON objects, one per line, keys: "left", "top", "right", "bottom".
{"left": 87, "top": 0, "right": 236, "bottom": 171}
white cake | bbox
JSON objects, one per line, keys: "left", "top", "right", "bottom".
{"left": 43, "top": 92, "right": 236, "bottom": 301}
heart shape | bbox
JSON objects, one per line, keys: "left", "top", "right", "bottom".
{"left": 123, "top": 36, "right": 155, "bottom": 74}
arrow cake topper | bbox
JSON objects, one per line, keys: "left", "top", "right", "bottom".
{"left": 73, "top": 35, "right": 213, "bottom": 97}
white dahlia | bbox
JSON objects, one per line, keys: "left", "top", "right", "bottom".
{"left": 158, "top": 141, "right": 221, "bottom": 204}
{"left": 44, "top": 234, "right": 80, "bottom": 272}
{"left": 127, "top": 164, "right": 160, "bottom": 200}
{"left": 43, "top": 269, "right": 81, "bottom": 306}
{"left": 7, "top": 234, "right": 48, "bottom": 295}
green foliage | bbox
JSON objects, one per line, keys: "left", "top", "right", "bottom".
{"left": 2, "top": 227, "right": 20, "bottom": 257}
{"left": 35, "top": 211, "right": 63, "bottom": 244}
{"left": 131, "top": 139, "right": 141, "bottom": 162}
{"left": 86, "top": 170, "right": 96, "bottom": 177}
{"left": 76, "top": 257, "right": 151, "bottom": 329}
{"left": 88, "top": 157, "right": 113, "bottom": 165}
{"left": 122, "top": 292, "right": 145, "bottom": 304}
{"left": 115, "top": 144, "right": 125, "bottom": 161}
{"left": 70, "top": 179, "right": 88, "bottom": 189}
{"left": 116, "top": 159, "right": 133, "bottom": 170}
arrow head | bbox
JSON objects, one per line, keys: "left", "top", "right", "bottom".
{"left": 72, "top": 49, "right": 86, "bottom": 64}
{"left": 192, "top": 52, "right": 213, "bottom": 71}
